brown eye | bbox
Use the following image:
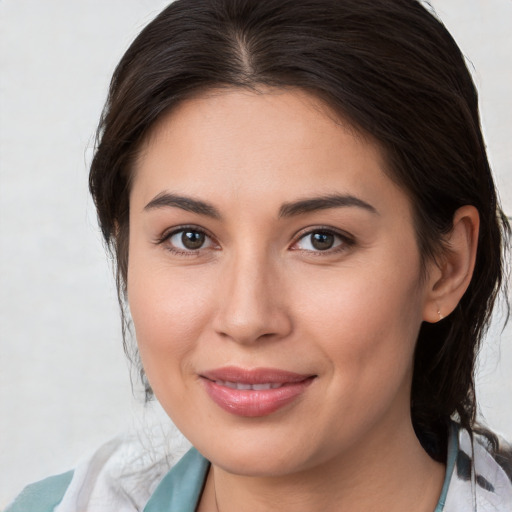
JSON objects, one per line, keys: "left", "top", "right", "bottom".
{"left": 181, "top": 230, "right": 206, "bottom": 249}
{"left": 167, "top": 228, "right": 214, "bottom": 252}
{"left": 294, "top": 229, "right": 350, "bottom": 253}
{"left": 311, "top": 232, "right": 335, "bottom": 250}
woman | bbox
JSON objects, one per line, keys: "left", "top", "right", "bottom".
{"left": 7, "top": 0, "right": 511, "bottom": 510}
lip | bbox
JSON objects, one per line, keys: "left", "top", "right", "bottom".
{"left": 199, "top": 366, "right": 316, "bottom": 417}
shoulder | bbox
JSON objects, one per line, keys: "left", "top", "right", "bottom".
{"left": 443, "top": 424, "right": 512, "bottom": 512}
{"left": 6, "top": 428, "right": 192, "bottom": 512}
{"left": 5, "top": 471, "right": 74, "bottom": 512}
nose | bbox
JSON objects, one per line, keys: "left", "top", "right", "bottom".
{"left": 212, "top": 252, "right": 293, "bottom": 345}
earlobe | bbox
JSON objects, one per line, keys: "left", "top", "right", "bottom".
{"left": 423, "top": 205, "right": 480, "bottom": 323}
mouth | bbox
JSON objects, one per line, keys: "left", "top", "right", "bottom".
{"left": 199, "top": 367, "right": 316, "bottom": 417}
{"left": 212, "top": 381, "right": 285, "bottom": 390}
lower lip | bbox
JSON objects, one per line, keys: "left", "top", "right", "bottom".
{"left": 201, "top": 378, "right": 314, "bottom": 417}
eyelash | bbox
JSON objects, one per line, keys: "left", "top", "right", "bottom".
{"left": 155, "top": 226, "right": 218, "bottom": 257}
{"left": 291, "top": 227, "right": 355, "bottom": 255}
{"left": 156, "top": 226, "right": 355, "bottom": 256}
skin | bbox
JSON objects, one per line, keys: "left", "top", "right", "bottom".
{"left": 127, "top": 88, "right": 479, "bottom": 511}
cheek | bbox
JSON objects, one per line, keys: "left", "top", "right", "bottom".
{"left": 127, "top": 254, "right": 216, "bottom": 381}
{"left": 294, "top": 255, "right": 424, "bottom": 378}
{"left": 293, "top": 265, "right": 424, "bottom": 442}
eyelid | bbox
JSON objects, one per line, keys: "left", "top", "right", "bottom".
{"left": 154, "top": 224, "right": 354, "bottom": 255}
{"left": 155, "top": 225, "right": 219, "bottom": 254}
{"left": 290, "top": 226, "right": 355, "bottom": 253}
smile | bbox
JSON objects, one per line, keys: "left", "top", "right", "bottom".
{"left": 213, "top": 381, "right": 284, "bottom": 390}
{"left": 200, "top": 367, "right": 316, "bottom": 417}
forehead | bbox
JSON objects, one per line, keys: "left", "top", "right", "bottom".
{"left": 136, "top": 87, "right": 355, "bottom": 172}
{"left": 131, "top": 87, "right": 408, "bottom": 219}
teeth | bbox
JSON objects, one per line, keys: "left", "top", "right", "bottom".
{"left": 216, "top": 380, "right": 283, "bottom": 390}
{"left": 252, "top": 384, "right": 271, "bottom": 390}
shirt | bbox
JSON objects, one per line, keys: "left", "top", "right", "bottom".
{"left": 6, "top": 424, "right": 512, "bottom": 512}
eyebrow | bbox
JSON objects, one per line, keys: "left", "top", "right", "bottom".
{"left": 279, "top": 194, "right": 378, "bottom": 217}
{"left": 144, "top": 192, "right": 378, "bottom": 219}
{"left": 144, "top": 192, "right": 221, "bottom": 219}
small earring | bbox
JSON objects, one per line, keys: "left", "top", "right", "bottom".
{"left": 437, "top": 308, "right": 444, "bottom": 321}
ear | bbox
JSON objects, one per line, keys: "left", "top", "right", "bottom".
{"left": 423, "top": 205, "right": 480, "bottom": 323}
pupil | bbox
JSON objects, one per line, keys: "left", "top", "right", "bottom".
{"left": 182, "top": 231, "right": 205, "bottom": 249}
{"left": 311, "top": 232, "right": 334, "bottom": 250}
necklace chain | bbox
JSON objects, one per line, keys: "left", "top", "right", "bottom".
{"left": 212, "top": 467, "right": 221, "bottom": 512}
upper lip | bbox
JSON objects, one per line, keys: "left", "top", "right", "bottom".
{"left": 200, "top": 366, "right": 315, "bottom": 384}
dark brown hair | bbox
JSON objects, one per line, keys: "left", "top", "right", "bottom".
{"left": 89, "top": 0, "right": 510, "bottom": 460}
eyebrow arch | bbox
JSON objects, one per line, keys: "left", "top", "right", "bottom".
{"left": 279, "top": 194, "right": 378, "bottom": 217}
{"left": 144, "top": 192, "right": 221, "bottom": 219}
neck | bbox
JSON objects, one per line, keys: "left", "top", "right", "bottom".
{"left": 199, "top": 417, "right": 445, "bottom": 512}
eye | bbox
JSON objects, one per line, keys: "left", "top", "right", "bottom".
{"left": 163, "top": 228, "right": 216, "bottom": 253}
{"left": 293, "top": 229, "right": 352, "bottom": 253}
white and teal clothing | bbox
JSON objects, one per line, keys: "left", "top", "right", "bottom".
{"left": 7, "top": 425, "right": 512, "bottom": 511}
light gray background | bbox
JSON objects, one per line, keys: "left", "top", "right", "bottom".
{"left": 0, "top": 0, "right": 511, "bottom": 507}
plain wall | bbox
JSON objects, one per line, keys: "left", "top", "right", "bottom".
{"left": 0, "top": 0, "right": 510, "bottom": 507}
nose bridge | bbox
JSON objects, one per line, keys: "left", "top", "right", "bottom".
{"left": 214, "top": 244, "right": 290, "bottom": 344}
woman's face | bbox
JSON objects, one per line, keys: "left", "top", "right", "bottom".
{"left": 128, "top": 88, "right": 434, "bottom": 476}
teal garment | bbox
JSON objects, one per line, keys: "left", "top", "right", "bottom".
{"left": 4, "top": 449, "right": 209, "bottom": 512}
{"left": 143, "top": 448, "right": 210, "bottom": 512}
{"left": 434, "top": 423, "right": 459, "bottom": 512}
{"left": 5, "top": 471, "right": 74, "bottom": 512}
{"left": 6, "top": 435, "right": 459, "bottom": 512}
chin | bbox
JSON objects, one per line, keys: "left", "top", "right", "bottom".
{"left": 189, "top": 424, "right": 328, "bottom": 478}
{"left": 209, "top": 448, "right": 311, "bottom": 478}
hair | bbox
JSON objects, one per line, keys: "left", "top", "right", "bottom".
{"left": 89, "top": 0, "right": 509, "bottom": 461}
